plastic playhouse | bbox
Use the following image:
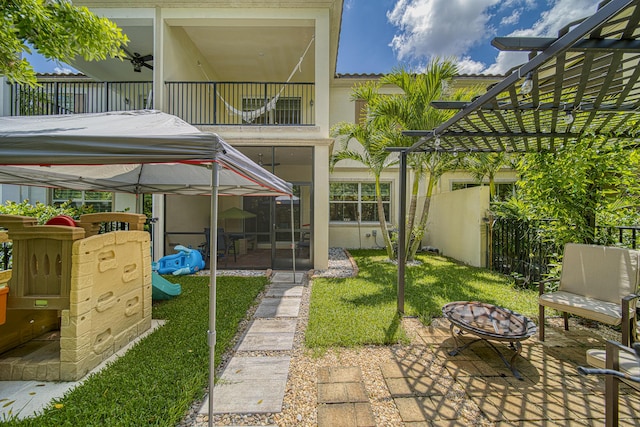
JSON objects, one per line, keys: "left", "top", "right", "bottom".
{"left": 0, "top": 213, "right": 152, "bottom": 381}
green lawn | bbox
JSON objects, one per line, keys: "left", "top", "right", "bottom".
{"left": 3, "top": 250, "right": 540, "bottom": 424}
{"left": 305, "top": 249, "right": 538, "bottom": 348}
{"left": 3, "top": 275, "right": 268, "bottom": 427}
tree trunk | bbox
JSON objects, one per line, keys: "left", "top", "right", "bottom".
{"left": 408, "top": 175, "right": 435, "bottom": 261}
{"left": 375, "top": 175, "right": 395, "bottom": 259}
{"left": 405, "top": 170, "right": 420, "bottom": 256}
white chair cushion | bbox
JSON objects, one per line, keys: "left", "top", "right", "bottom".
{"left": 539, "top": 291, "right": 622, "bottom": 325}
{"left": 560, "top": 243, "right": 640, "bottom": 303}
{"left": 586, "top": 348, "right": 640, "bottom": 378}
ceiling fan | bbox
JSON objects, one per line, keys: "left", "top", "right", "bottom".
{"left": 123, "top": 48, "right": 153, "bottom": 72}
{"left": 258, "top": 153, "right": 280, "bottom": 167}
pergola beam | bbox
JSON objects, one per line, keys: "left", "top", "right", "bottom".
{"left": 404, "top": 131, "right": 582, "bottom": 139}
{"left": 430, "top": 101, "right": 640, "bottom": 112}
{"left": 402, "top": 0, "right": 635, "bottom": 154}
{"left": 492, "top": 36, "right": 640, "bottom": 52}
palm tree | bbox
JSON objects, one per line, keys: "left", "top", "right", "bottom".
{"left": 463, "top": 153, "right": 513, "bottom": 200}
{"left": 331, "top": 82, "right": 398, "bottom": 259}
{"left": 372, "top": 60, "right": 463, "bottom": 261}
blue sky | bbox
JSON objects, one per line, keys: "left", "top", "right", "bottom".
{"left": 28, "top": 0, "right": 601, "bottom": 76}
{"left": 337, "top": 0, "right": 601, "bottom": 75}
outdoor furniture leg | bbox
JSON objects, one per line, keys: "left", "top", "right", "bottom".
{"left": 508, "top": 341, "right": 523, "bottom": 379}
{"left": 448, "top": 322, "right": 461, "bottom": 351}
{"left": 606, "top": 342, "right": 620, "bottom": 427}
{"left": 539, "top": 282, "right": 546, "bottom": 341}
{"left": 563, "top": 312, "right": 569, "bottom": 331}
{"left": 539, "top": 304, "right": 545, "bottom": 341}
{"left": 448, "top": 324, "right": 525, "bottom": 380}
{"left": 448, "top": 323, "right": 482, "bottom": 357}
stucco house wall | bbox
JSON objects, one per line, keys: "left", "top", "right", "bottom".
{"left": 425, "top": 186, "right": 490, "bottom": 267}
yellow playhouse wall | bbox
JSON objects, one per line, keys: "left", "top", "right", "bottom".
{"left": 59, "top": 230, "right": 152, "bottom": 381}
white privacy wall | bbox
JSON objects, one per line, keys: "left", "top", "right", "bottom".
{"left": 424, "top": 186, "right": 490, "bottom": 267}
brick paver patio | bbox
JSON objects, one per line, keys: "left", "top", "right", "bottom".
{"left": 317, "top": 318, "right": 639, "bottom": 426}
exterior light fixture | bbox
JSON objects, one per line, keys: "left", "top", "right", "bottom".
{"left": 520, "top": 72, "right": 533, "bottom": 95}
{"left": 564, "top": 111, "right": 574, "bottom": 125}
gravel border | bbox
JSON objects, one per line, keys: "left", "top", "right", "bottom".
{"left": 181, "top": 249, "right": 625, "bottom": 426}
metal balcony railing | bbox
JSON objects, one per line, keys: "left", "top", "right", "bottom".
{"left": 9, "top": 80, "right": 315, "bottom": 126}
{"left": 9, "top": 81, "right": 153, "bottom": 116}
{"left": 164, "top": 81, "right": 315, "bottom": 126}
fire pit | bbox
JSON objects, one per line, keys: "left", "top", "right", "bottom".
{"left": 442, "top": 301, "right": 537, "bottom": 379}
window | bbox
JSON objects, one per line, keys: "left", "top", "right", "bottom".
{"left": 242, "top": 97, "right": 301, "bottom": 125}
{"left": 451, "top": 182, "right": 516, "bottom": 201}
{"left": 330, "top": 182, "right": 390, "bottom": 222}
{"left": 52, "top": 189, "right": 113, "bottom": 212}
{"left": 355, "top": 99, "right": 367, "bottom": 124}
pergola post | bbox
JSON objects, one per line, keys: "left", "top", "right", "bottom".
{"left": 397, "top": 150, "right": 407, "bottom": 314}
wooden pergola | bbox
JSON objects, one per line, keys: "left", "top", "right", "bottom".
{"left": 393, "top": 0, "right": 640, "bottom": 313}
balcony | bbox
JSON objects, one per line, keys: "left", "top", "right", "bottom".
{"left": 9, "top": 81, "right": 154, "bottom": 115}
{"left": 8, "top": 80, "right": 315, "bottom": 126}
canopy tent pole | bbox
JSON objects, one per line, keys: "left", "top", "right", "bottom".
{"left": 208, "top": 162, "right": 220, "bottom": 427}
{"left": 290, "top": 195, "right": 297, "bottom": 283}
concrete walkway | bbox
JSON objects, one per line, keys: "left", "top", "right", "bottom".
{"left": 199, "top": 271, "right": 305, "bottom": 416}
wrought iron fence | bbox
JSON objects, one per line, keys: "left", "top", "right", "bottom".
{"left": 595, "top": 225, "right": 640, "bottom": 249}
{"left": 9, "top": 81, "right": 153, "bottom": 115}
{"left": 488, "top": 218, "right": 560, "bottom": 287}
{"left": 164, "top": 81, "right": 315, "bottom": 125}
{"left": 489, "top": 218, "right": 640, "bottom": 286}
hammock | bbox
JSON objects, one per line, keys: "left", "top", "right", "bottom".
{"left": 219, "top": 94, "right": 280, "bottom": 123}
{"left": 215, "top": 36, "right": 315, "bottom": 123}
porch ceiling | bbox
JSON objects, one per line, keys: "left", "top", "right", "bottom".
{"left": 71, "top": 21, "right": 316, "bottom": 82}
{"left": 401, "top": 0, "right": 640, "bottom": 154}
{"left": 183, "top": 25, "right": 316, "bottom": 82}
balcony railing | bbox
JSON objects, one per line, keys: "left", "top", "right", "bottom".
{"left": 165, "top": 81, "right": 315, "bottom": 126}
{"left": 9, "top": 80, "right": 315, "bottom": 126}
{"left": 9, "top": 81, "right": 153, "bottom": 115}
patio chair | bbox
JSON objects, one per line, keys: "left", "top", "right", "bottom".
{"left": 198, "top": 227, "right": 237, "bottom": 267}
{"left": 210, "top": 228, "right": 237, "bottom": 266}
{"left": 297, "top": 230, "right": 310, "bottom": 257}
{"left": 579, "top": 340, "right": 640, "bottom": 426}
{"left": 538, "top": 243, "right": 640, "bottom": 344}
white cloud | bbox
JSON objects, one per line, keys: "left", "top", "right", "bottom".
{"left": 53, "top": 66, "right": 75, "bottom": 74}
{"left": 387, "top": 0, "right": 602, "bottom": 76}
{"left": 457, "top": 57, "right": 487, "bottom": 75}
{"left": 483, "top": 51, "right": 528, "bottom": 75}
{"left": 387, "top": 0, "right": 501, "bottom": 60}
{"left": 500, "top": 9, "right": 521, "bottom": 26}
{"left": 484, "top": 0, "right": 600, "bottom": 74}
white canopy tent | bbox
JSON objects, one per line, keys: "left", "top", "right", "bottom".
{"left": 0, "top": 110, "right": 294, "bottom": 424}
{"left": 0, "top": 160, "right": 288, "bottom": 196}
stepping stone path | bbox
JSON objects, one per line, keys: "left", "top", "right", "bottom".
{"left": 316, "top": 366, "right": 375, "bottom": 427}
{"left": 199, "top": 272, "right": 304, "bottom": 415}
